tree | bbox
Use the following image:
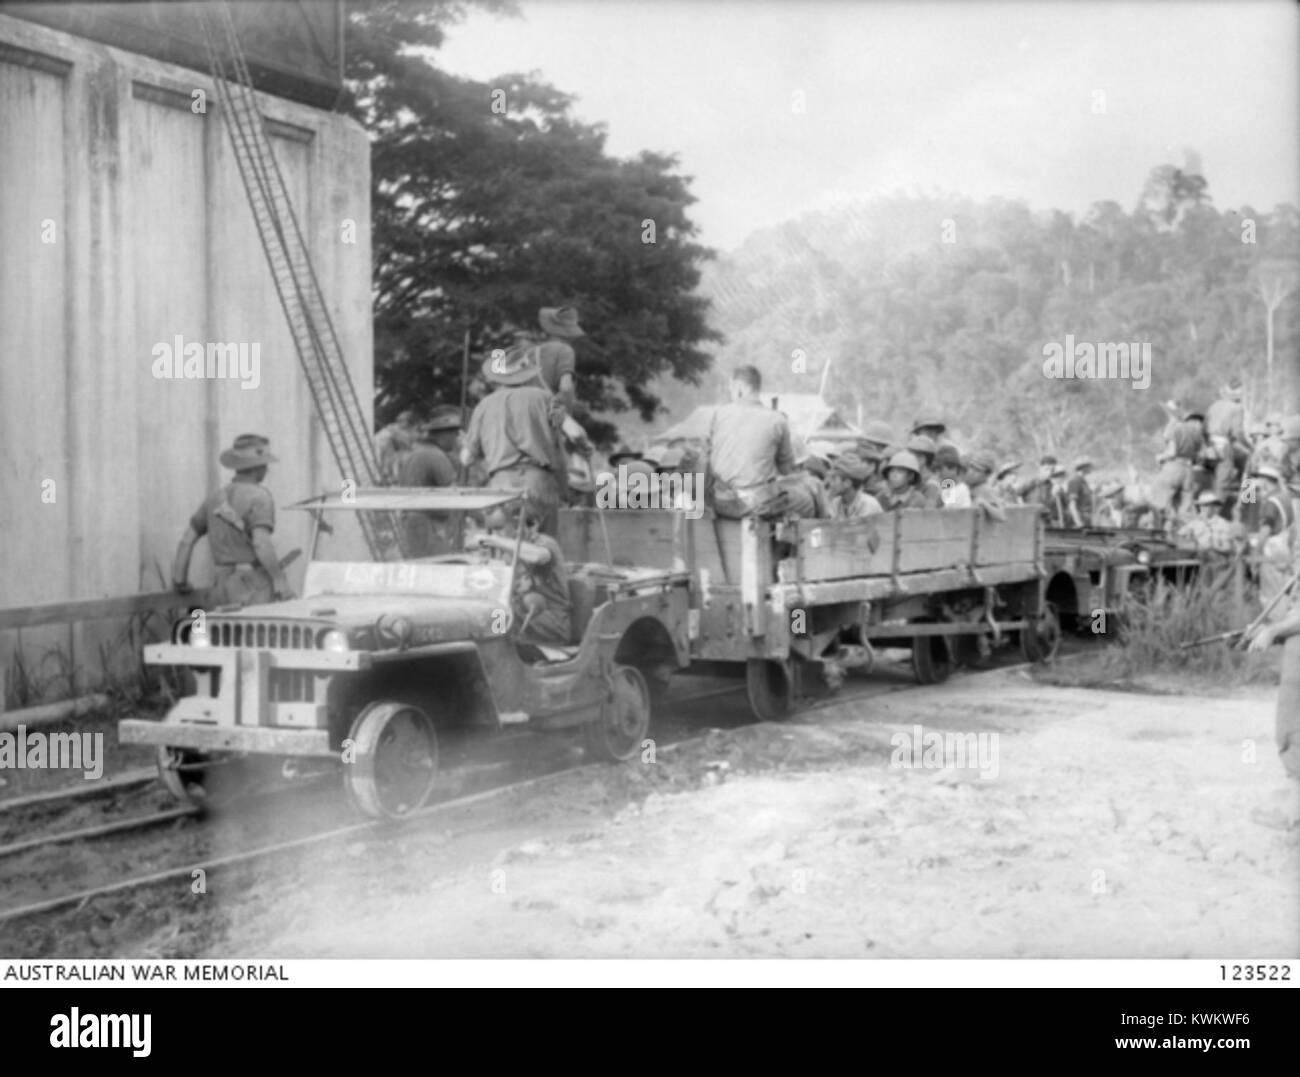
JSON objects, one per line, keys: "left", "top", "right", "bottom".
{"left": 344, "top": 1, "right": 720, "bottom": 443}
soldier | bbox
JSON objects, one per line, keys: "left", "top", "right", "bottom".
{"left": 1251, "top": 464, "right": 1296, "bottom": 620}
{"left": 1151, "top": 408, "right": 1206, "bottom": 530}
{"left": 964, "top": 451, "right": 1007, "bottom": 521}
{"left": 857, "top": 420, "right": 896, "bottom": 459}
{"left": 1066, "top": 457, "right": 1095, "bottom": 528}
{"left": 1176, "top": 491, "right": 1236, "bottom": 554}
{"left": 1041, "top": 465, "right": 1070, "bottom": 527}
{"left": 825, "top": 452, "right": 883, "bottom": 518}
{"left": 462, "top": 349, "right": 568, "bottom": 535}
{"left": 374, "top": 409, "right": 420, "bottom": 484}
{"left": 1254, "top": 415, "right": 1289, "bottom": 472}
{"left": 933, "top": 444, "right": 970, "bottom": 507}
{"left": 905, "top": 433, "right": 945, "bottom": 507}
{"left": 397, "top": 406, "right": 461, "bottom": 556}
{"left": 1245, "top": 555, "right": 1300, "bottom": 781}
{"left": 1094, "top": 480, "right": 1126, "bottom": 528}
{"left": 172, "top": 434, "right": 294, "bottom": 606}
{"left": 993, "top": 461, "right": 1023, "bottom": 504}
{"left": 858, "top": 444, "right": 890, "bottom": 503}
{"left": 533, "top": 305, "right": 583, "bottom": 409}
{"left": 878, "top": 451, "right": 929, "bottom": 511}
{"left": 911, "top": 416, "right": 955, "bottom": 449}
{"left": 471, "top": 503, "right": 572, "bottom": 645}
{"left": 705, "top": 365, "right": 815, "bottom": 519}
{"left": 1015, "top": 454, "right": 1056, "bottom": 508}
{"left": 1281, "top": 415, "right": 1300, "bottom": 484}
{"left": 1204, "top": 379, "right": 1247, "bottom": 506}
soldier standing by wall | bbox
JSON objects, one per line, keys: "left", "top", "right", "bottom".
{"left": 171, "top": 434, "right": 293, "bottom": 606}
{"left": 397, "top": 405, "right": 461, "bottom": 555}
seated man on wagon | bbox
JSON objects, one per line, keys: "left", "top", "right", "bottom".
{"left": 705, "top": 364, "right": 817, "bottom": 520}
{"left": 877, "top": 450, "right": 930, "bottom": 511}
{"left": 824, "top": 451, "right": 883, "bottom": 519}
{"left": 964, "top": 450, "right": 1007, "bottom": 522}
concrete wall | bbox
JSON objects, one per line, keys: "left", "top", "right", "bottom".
{"left": 0, "top": 13, "right": 373, "bottom": 703}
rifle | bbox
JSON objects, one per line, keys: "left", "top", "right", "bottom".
{"left": 1181, "top": 570, "right": 1299, "bottom": 649}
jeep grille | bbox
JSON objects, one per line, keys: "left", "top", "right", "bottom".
{"left": 211, "top": 620, "right": 319, "bottom": 649}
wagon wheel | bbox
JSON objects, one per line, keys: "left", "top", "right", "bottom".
{"left": 585, "top": 665, "right": 650, "bottom": 762}
{"left": 156, "top": 747, "right": 254, "bottom": 813}
{"left": 746, "top": 658, "right": 796, "bottom": 721}
{"left": 911, "top": 634, "right": 953, "bottom": 684}
{"left": 1020, "top": 601, "right": 1062, "bottom": 664}
{"left": 344, "top": 702, "right": 439, "bottom": 820}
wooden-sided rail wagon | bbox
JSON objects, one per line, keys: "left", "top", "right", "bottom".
{"left": 120, "top": 491, "right": 1054, "bottom": 818}
{"left": 559, "top": 503, "right": 1058, "bottom": 720}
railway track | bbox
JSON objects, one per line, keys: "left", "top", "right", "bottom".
{"left": 0, "top": 653, "right": 1043, "bottom": 926}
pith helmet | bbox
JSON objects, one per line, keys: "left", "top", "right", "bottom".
{"left": 1196, "top": 491, "right": 1223, "bottom": 507}
{"left": 886, "top": 450, "right": 921, "bottom": 477}
{"left": 906, "top": 434, "right": 937, "bottom": 457}
{"left": 861, "top": 420, "right": 896, "bottom": 445}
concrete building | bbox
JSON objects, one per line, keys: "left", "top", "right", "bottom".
{"left": 0, "top": 2, "right": 372, "bottom": 704}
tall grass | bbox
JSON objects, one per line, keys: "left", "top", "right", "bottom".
{"left": 1098, "top": 567, "right": 1277, "bottom": 686}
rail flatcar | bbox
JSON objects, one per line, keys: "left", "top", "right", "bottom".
{"left": 120, "top": 490, "right": 1056, "bottom": 818}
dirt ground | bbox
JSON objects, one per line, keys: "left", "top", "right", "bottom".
{"left": 127, "top": 664, "right": 1298, "bottom": 960}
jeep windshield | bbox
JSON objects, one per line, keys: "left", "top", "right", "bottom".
{"left": 287, "top": 487, "right": 524, "bottom": 601}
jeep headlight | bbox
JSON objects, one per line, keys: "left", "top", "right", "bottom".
{"left": 1136, "top": 550, "right": 1151, "bottom": 565}
{"left": 190, "top": 622, "right": 211, "bottom": 647}
{"left": 319, "top": 628, "right": 349, "bottom": 653}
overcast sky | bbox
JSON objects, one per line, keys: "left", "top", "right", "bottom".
{"left": 435, "top": 1, "right": 1300, "bottom": 253}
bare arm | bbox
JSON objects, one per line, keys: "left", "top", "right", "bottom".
{"left": 251, "top": 528, "right": 294, "bottom": 599}
{"left": 172, "top": 527, "right": 201, "bottom": 593}
{"left": 475, "top": 533, "right": 552, "bottom": 566}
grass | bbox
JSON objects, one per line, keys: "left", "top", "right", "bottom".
{"left": 1043, "top": 568, "right": 1280, "bottom": 692}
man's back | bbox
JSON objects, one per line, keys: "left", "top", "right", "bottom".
{"left": 708, "top": 401, "right": 794, "bottom": 488}
{"left": 465, "top": 386, "right": 559, "bottom": 475}
{"left": 1205, "top": 398, "right": 1244, "bottom": 440}
{"left": 398, "top": 444, "right": 456, "bottom": 487}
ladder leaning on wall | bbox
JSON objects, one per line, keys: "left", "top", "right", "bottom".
{"left": 196, "top": 2, "right": 405, "bottom": 560}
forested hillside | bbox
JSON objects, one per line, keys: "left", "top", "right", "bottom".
{"left": 680, "top": 165, "right": 1299, "bottom": 469}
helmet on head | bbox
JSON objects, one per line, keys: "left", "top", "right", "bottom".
{"left": 886, "top": 450, "right": 921, "bottom": 477}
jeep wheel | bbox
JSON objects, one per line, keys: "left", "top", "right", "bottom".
{"left": 344, "top": 702, "right": 439, "bottom": 820}
{"left": 156, "top": 747, "right": 252, "bottom": 812}
{"left": 585, "top": 665, "right": 650, "bottom": 762}
{"left": 1021, "top": 601, "right": 1062, "bottom": 664}
{"left": 746, "top": 658, "right": 795, "bottom": 721}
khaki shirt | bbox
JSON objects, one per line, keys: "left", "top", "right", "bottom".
{"left": 707, "top": 401, "right": 795, "bottom": 489}
{"left": 189, "top": 479, "right": 275, "bottom": 565}
{"left": 515, "top": 534, "right": 571, "bottom": 618}
{"left": 464, "top": 386, "right": 564, "bottom": 477}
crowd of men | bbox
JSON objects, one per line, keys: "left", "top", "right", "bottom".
{"left": 171, "top": 319, "right": 1299, "bottom": 653}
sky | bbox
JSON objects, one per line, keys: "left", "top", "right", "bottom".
{"left": 434, "top": 0, "right": 1300, "bottom": 253}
